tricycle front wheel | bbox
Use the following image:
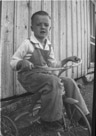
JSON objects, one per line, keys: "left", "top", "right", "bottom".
{"left": 62, "top": 102, "right": 91, "bottom": 136}
{"left": 1, "top": 115, "right": 19, "bottom": 136}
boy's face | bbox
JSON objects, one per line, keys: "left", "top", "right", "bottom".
{"left": 31, "top": 15, "right": 51, "bottom": 40}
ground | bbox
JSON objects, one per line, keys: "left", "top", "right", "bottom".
{"left": 19, "top": 80, "right": 94, "bottom": 136}
{"left": 78, "top": 80, "right": 93, "bottom": 116}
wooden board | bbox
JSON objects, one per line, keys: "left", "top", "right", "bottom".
{"left": 77, "top": 0, "right": 82, "bottom": 78}
{"left": 1, "top": 0, "right": 92, "bottom": 98}
{"left": 71, "top": 0, "right": 78, "bottom": 78}
{"left": 1, "top": 1, "right": 15, "bottom": 98}
{"left": 81, "top": 0, "right": 85, "bottom": 76}
{"left": 66, "top": 0, "right": 73, "bottom": 78}
{"left": 59, "top": 1, "right": 67, "bottom": 77}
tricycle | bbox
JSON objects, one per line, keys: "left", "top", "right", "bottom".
{"left": 0, "top": 60, "right": 91, "bottom": 136}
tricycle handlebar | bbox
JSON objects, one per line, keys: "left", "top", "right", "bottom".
{"left": 37, "top": 59, "right": 82, "bottom": 71}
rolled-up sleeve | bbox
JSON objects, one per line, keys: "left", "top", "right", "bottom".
{"left": 10, "top": 39, "right": 33, "bottom": 70}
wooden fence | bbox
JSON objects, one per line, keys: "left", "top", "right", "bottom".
{"left": 1, "top": 0, "right": 92, "bottom": 98}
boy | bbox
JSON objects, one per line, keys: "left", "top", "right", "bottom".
{"left": 10, "top": 11, "right": 91, "bottom": 130}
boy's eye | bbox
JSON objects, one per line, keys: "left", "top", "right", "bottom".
{"left": 36, "top": 23, "right": 49, "bottom": 27}
{"left": 45, "top": 23, "right": 49, "bottom": 27}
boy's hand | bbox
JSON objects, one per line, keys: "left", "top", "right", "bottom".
{"left": 68, "top": 56, "right": 81, "bottom": 63}
{"left": 16, "top": 60, "right": 34, "bottom": 71}
{"left": 61, "top": 56, "right": 81, "bottom": 66}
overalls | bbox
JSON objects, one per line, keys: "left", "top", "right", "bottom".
{"left": 18, "top": 41, "right": 89, "bottom": 122}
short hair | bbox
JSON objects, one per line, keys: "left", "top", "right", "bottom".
{"left": 31, "top": 10, "right": 51, "bottom": 25}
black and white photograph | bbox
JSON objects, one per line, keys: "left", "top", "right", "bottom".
{"left": 0, "top": 0, "right": 96, "bottom": 136}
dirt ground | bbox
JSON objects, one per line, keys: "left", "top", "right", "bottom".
{"left": 78, "top": 81, "right": 94, "bottom": 116}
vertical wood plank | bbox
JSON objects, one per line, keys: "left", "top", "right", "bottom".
{"left": 87, "top": 0, "right": 90, "bottom": 68}
{"left": 80, "top": 0, "right": 85, "bottom": 76}
{"left": 59, "top": 1, "right": 67, "bottom": 77}
{"left": 41, "top": 0, "right": 51, "bottom": 15}
{"left": 51, "top": 1, "right": 59, "bottom": 61}
{"left": 84, "top": 0, "right": 88, "bottom": 75}
{"left": 0, "top": 1, "right": 1, "bottom": 94}
{"left": 59, "top": 1, "right": 67, "bottom": 60}
{"left": 30, "top": 0, "right": 41, "bottom": 13}
{"left": 66, "top": 0, "right": 73, "bottom": 78}
{"left": 1, "top": 1, "right": 14, "bottom": 98}
{"left": 0, "top": 43, "right": 2, "bottom": 97}
{"left": 77, "top": 0, "right": 82, "bottom": 78}
{"left": 71, "top": 0, "right": 78, "bottom": 79}
{"left": 14, "top": 1, "right": 29, "bottom": 49}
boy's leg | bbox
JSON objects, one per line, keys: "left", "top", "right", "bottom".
{"left": 61, "top": 77, "right": 89, "bottom": 115}
{"left": 18, "top": 72, "right": 64, "bottom": 122}
{"left": 61, "top": 77, "right": 92, "bottom": 126}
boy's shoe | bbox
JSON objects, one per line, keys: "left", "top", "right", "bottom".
{"left": 40, "top": 118, "right": 64, "bottom": 131}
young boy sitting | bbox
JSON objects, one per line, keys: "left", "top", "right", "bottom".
{"left": 10, "top": 10, "right": 91, "bottom": 130}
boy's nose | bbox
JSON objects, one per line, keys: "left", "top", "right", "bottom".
{"left": 41, "top": 24, "right": 45, "bottom": 29}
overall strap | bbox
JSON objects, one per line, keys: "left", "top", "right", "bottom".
{"left": 28, "top": 38, "right": 51, "bottom": 65}
{"left": 28, "top": 38, "right": 47, "bottom": 66}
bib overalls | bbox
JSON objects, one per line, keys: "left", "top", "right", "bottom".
{"left": 18, "top": 42, "right": 89, "bottom": 122}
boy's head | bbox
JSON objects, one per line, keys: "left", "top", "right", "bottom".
{"left": 31, "top": 11, "right": 51, "bottom": 41}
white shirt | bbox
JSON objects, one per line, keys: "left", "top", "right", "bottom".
{"left": 10, "top": 34, "right": 61, "bottom": 70}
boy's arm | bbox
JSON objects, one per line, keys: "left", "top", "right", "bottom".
{"left": 10, "top": 39, "right": 34, "bottom": 71}
{"left": 48, "top": 46, "right": 80, "bottom": 68}
{"left": 61, "top": 56, "right": 81, "bottom": 66}
{"left": 47, "top": 46, "right": 61, "bottom": 68}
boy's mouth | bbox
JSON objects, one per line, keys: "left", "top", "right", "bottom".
{"left": 40, "top": 31, "right": 46, "bottom": 34}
